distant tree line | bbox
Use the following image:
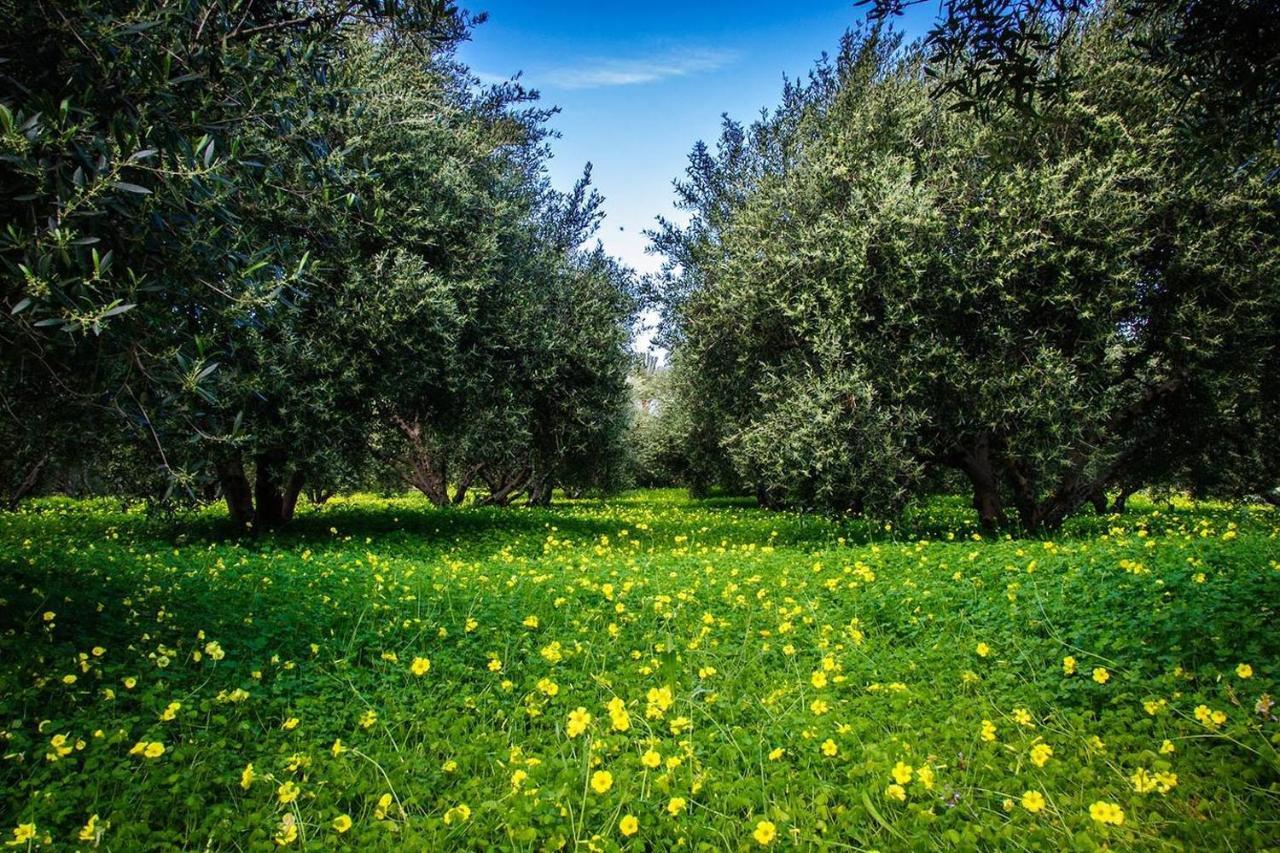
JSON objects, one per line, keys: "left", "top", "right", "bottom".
{"left": 648, "top": 6, "right": 1279, "bottom": 529}
{"left": 0, "top": 1, "right": 636, "bottom": 527}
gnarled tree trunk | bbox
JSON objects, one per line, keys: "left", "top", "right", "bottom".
{"left": 954, "top": 436, "right": 1005, "bottom": 529}
{"left": 215, "top": 450, "right": 303, "bottom": 532}
{"left": 393, "top": 415, "right": 448, "bottom": 506}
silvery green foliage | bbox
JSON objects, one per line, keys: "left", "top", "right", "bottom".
{"left": 655, "top": 20, "right": 1279, "bottom": 527}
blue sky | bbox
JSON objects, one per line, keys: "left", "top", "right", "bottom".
{"left": 454, "top": 1, "right": 933, "bottom": 350}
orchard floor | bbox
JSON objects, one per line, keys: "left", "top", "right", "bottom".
{"left": 1, "top": 490, "right": 1278, "bottom": 850}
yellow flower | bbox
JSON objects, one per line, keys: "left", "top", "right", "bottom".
{"left": 277, "top": 781, "right": 300, "bottom": 804}
{"left": 122, "top": 676, "right": 138, "bottom": 689}
{"left": 537, "top": 678, "right": 559, "bottom": 697}
{"left": 274, "top": 814, "right": 297, "bottom": 846}
{"left": 240, "top": 763, "right": 255, "bottom": 789}
{"left": 42, "top": 611, "right": 55, "bottom": 622}
{"left": 1062, "top": 656, "right": 1076, "bottom": 675}
{"left": 891, "top": 761, "right": 913, "bottom": 784}
{"left": 567, "top": 707, "right": 591, "bottom": 737}
{"left": 641, "top": 749, "right": 662, "bottom": 769}
{"left": 619, "top": 814, "right": 639, "bottom": 836}
{"left": 976, "top": 642, "right": 990, "bottom": 657}
{"left": 1089, "top": 801, "right": 1124, "bottom": 826}
{"left": 810, "top": 670, "right": 828, "bottom": 689}
{"left": 160, "top": 702, "right": 181, "bottom": 722}
{"left": 331, "top": 739, "right": 347, "bottom": 757}
{"left": 820, "top": 739, "right": 838, "bottom": 757}
{"left": 523, "top": 615, "right": 539, "bottom": 629}
{"left": 143, "top": 741, "right": 165, "bottom": 759}
{"left": 411, "top": 656, "right": 431, "bottom": 676}
{"left": 1159, "top": 739, "right": 1176, "bottom": 754}
{"left": 1092, "top": 667, "right": 1110, "bottom": 684}
{"left": 608, "top": 697, "right": 631, "bottom": 731}
{"left": 810, "top": 698, "right": 830, "bottom": 716}
{"left": 980, "top": 719, "right": 997, "bottom": 742}
{"left": 917, "top": 765, "right": 935, "bottom": 790}
{"left": 1030, "top": 743, "right": 1053, "bottom": 767}
{"left": 767, "top": 747, "right": 785, "bottom": 761}
{"left": 332, "top": 814, "right": 352, "bottom": 833}
{"left": 442, "top": 759, "right": 458, "bottom": 773}
{"left": 77, "top": 814, "right": 101, "bottom": 842}
{"left": 511, "top": 769, "right": 528, "bottom": 788}
{"left": 62, "top": 674, "right": 77, "bottom": 685}
{"left": 590, "top": 770, "right": 614, "bottom": 794}
{"left": 1236, "top": 663, "right": 1253, "bottom": 679}
{"left": 374, "top": 793, "right": 394, "bottom": 820}
{"left": 1021, "top": 791, "right": 1046, "bottom": 813}
{"left": 753, "top": 820, "right": 777, "bottom": 845}
{"left": 1012, "top": 708, "right": 1034, "bottom": 727}
{"left": 646, "top": 685, "right": 674, "bottom": 718}
{"left": 359, "top": 709, "right": 378, "bottom": 729}
{"left": 282, "top": 716, "right": 299, "bottom": 730}
{"left": 443, "top": 804, "right": 471, "bottom": 825}
{"left": 667, "top": 797, "right": 687, "bottom": 816}
{"left": 885, "top": 783, "right": 906, "bottom": 801}
{"left": 487, "top": 658, "right": 503, "bottom": 672}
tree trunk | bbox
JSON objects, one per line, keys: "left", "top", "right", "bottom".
{"left": 1088, "top": 488, "right": 1108, "bottom": 515}
{"left": 253, "top": 451, "right": 292, "bottom": 528}
{"left": 308, "top": 488, "right": 335, "bottom": 506}
{"left": 526, "top": 474, "right": 552, "bottom": 507}
{"left": 216, "top": 454, "right": 256, "bottom": 531}
{"left": 281, "top": 471, "right": 305, "bottom": 522}
{"left": 478, "top": 466, "right": 531, "bottom": 506}
{"left": 452, "top": 464, "right": 481, "bottom": 505}
{"left": 955, "top": 437, "right": 1005, "bottom": 529}
{"left": 394, "top": 415, "right": 448, "bottom": 506}
{"left": 6, "top": 454, "right": 48, "bottom": 510}
{"left": 1110, "top": 489, "right": 1131, "bottom": 513}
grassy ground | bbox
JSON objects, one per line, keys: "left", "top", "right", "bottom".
{"left": 0, "top": 489, "right": 1277, "bottom": 850}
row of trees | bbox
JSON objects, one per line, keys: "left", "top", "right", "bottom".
{"left": 650, "top": 8, "right": 1279, "bottom": 530}
{"left": 1, "top": 1, "right": 636, "bottom": 527}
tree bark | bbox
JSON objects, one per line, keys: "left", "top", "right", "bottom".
{"left": 281, "top": 470, "right": 305, "bottom": 522}
{"left": 954, "top": 437, "right": 1006, "bottom": 529}
{"left": 308, "top": 488, "right": 335, "bottom": 506}
{"left": 478, "top": 466, "right": 531, "bottom": 506}
{"left": 526, "top": 474, "right": 552, "bottom": 507}
{"left": 393, "top": 415, "right": 448, "bottom": 506}
{"left": 7, "top": 454, "right": 48, "bottom": 510}
{"left": 253, "top": 451, "right": 291, "bottom": 528}
{"left": 1088, "top": 489, "right": 1108, "bottom": 514}
{"left": 216, "top": 453, "right": 256, "bottom": 531}
{"left": 452, "top": 464, "right": 481, "bottom": 505}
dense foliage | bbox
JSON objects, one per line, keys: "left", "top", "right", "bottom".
{"left": 1, "top": 491, "right": 1276, "bottom": 848}
{"left": 651, "top": 17, "right": 1280, "bottom": 529}
{"left": 0, "top": 1, "right": 635, "bottom": 524}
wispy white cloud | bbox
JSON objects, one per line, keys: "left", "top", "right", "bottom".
{"left": 541, "top": 47, "right": 738, "bottom": 90}
{"left": 471, "top": 69, "right": 518, "bottom": 87}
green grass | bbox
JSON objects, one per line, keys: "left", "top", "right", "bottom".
{"left": 1, "top": 490, "right": 1278, "bottom": 850}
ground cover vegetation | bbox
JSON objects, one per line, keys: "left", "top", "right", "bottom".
{"left": 1, "top": 490, "right": 1277, "bottom": 849}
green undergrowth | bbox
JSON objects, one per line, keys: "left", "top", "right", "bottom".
{"left": 1, "top": 490, "right": 1277, "bottom": 850}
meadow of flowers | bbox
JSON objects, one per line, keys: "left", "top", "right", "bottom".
{"left": 1, "top": 490, "right": 1277, "bottom": 850}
